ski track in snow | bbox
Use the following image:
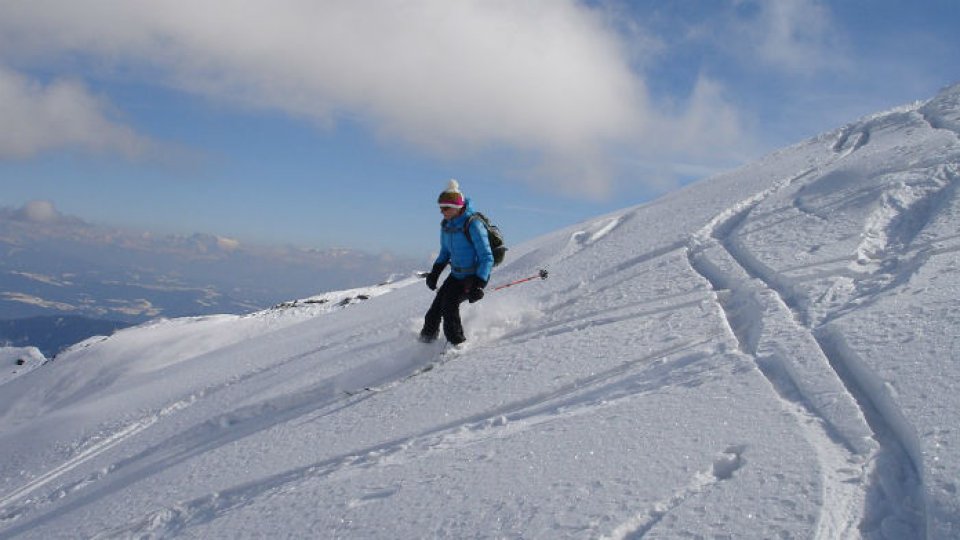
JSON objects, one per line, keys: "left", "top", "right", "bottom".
{"left": 685, "top": 171, "right": 872, "bottom": 538}
{"left": 683, "top": 144, "right": 930, "bottom": 537}
{"left": 603, "top": 445, "right": 747, "bottom": 540}
{"left": 816, "top": 164, "right": 960, "bottom": 328}
{"left": 93, "top": 336, "right": 721, "bottom": 539}
{"left": 0, "top": 396, "right": 197, "bottom": 520}
{"left": 1, "top": 296, "right": 714, "bottom": 540}
{"left": 0, "top": 323, "right": 401, "bottom": 530}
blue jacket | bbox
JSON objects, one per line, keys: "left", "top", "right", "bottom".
{"left": 435, "top": 199, "right": 494, "bottom": 283}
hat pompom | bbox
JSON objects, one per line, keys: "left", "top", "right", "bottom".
{"left": 446, "top": 179, "right": 460, "bottom": 193}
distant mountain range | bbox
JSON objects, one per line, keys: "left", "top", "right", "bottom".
{"left": 0, "top": 201, "right": 421, "bottom": 349}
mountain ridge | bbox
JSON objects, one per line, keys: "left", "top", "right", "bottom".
{"left": 0, "top": 202, "right": 420, "bottom": 325}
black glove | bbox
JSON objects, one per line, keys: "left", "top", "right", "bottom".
{"left": 425, "top": 263, "right": 445, "bottom": 291}
{"left": 464, "top": 277, "right": 487, "bottom": 303}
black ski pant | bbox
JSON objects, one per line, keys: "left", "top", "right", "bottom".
{"left": 422, "top": 275, "right": 469, "bottom": 344}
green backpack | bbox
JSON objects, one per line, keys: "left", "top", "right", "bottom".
{"left": 463, "top": 212, "right": 507, "bottom": 267}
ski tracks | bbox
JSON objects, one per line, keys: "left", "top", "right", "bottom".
{"left": 603, "top": 445, "right": 747, "bottom": 540}
{"left": 684, "top": 168, "right": 927, "bottom": 536}
{"left": 0, "top": 395, "right": 198, "bottom": 523}
{"left": 94, "top": 337, "right": 720, "bottom": 539}
{"left": 0, "top": 329, "right": 401, "bottom": 535}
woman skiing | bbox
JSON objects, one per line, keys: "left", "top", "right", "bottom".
{"left": 420, "top": 180, "right": 494, "bottom": 346}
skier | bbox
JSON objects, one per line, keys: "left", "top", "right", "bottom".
{"left": 420, "top": 180, "right": 494, "bottom": 346}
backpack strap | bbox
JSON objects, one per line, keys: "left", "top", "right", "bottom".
{"left": 461, "top": 215, "right": 477, "bottom": 247}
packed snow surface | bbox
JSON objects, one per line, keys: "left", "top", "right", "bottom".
{"left": 1, "top": 84, "right": 959, "bottom": 539}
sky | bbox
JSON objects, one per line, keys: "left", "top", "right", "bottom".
{"left": 0, "top": 0, "right": 958, "bottom": 259}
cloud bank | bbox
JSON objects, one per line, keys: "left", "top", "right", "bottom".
{"left": 0, "top": 0, "right": 848, "bottom": 196}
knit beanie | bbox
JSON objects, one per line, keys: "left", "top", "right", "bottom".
{"left": 437, "top": 179, "right": 465, "bottom": 209}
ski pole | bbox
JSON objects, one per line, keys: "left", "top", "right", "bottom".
{"left": 491, "top": 268, "right": 549, "bottom": 291}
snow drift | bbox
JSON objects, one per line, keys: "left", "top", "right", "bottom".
{"left": 1, "top": 84, "right": 959, "bottom": 539}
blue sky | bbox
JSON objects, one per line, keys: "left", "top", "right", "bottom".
{"left": 1, "top": 0, "right": 957, "bottom": 261}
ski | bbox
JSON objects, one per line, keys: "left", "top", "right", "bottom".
{"left": 343, "top": 340, "right": 461, "bottom": 396}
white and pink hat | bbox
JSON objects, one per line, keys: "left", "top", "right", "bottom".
{"left": 437, "top": 179, "right": 465, "bottom": 209}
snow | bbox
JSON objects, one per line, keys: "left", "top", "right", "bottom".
{"left": 1, "top": 83, "right": 959, "bottom": 539}
{"left": 0, "top": 347, "right": 46, "bottom": 387}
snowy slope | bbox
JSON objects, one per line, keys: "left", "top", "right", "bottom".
{"left": 1, "top": 84, "right": 958, "bottom": 539}
{"left": 0, "top": 347, "right": 45, "bottom": 387}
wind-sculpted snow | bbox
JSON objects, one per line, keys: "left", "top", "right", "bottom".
{"left": 0, "top": 347, "right": 45, "bottom": 387}
{"left": 1, "top": 84, "right": 959, "bottom": 539}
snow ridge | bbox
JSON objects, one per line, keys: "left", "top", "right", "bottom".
{"left": 921, "top": 86, "right": 960, "bottom": 140}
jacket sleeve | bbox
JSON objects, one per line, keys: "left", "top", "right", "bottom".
{"left": 434, "top": 228, "right": 451, "bottom": 267}
{"left": 468, "top": 218, "right": 494, "bottom": 283}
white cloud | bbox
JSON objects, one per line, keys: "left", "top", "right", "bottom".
{"left": 14, "top": 200, "right": 62, "bottom": 223}
{"left": 732, "top": 0, "right": 846, "bottom": 75}
{"left": 0, "top": 67, "right": 152, "bottom": 159}
{"left": 605, "top": 75, "right": 755, "bottom": 197}
{"left": 662, "top": 76, "right": 752, "bottom": 159}
{"left": 0, "top": 0, "right": 756, "bottom": 196}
